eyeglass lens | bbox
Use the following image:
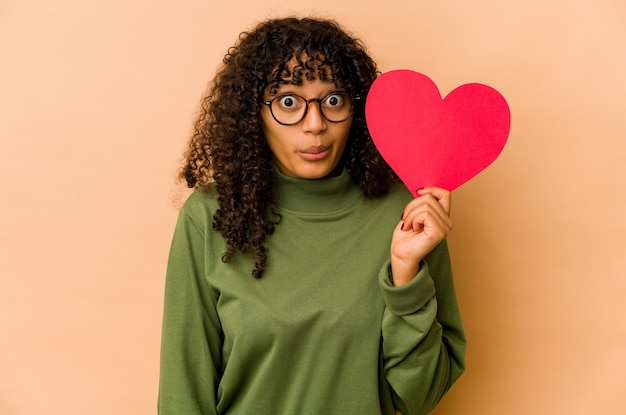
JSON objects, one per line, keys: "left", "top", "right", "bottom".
{"left": 269, "top": 92, "right": 354, "bottom": 125}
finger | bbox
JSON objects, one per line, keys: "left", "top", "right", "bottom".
{"left": 402, "top": 193, "right": 452, "bottom": 230}
{"left": 403, "top": 205, "right": 452, "bottom": 235}
{"left": 401, "top": 196, "right": 452, "bottom": 233}
{"left": 401, "top": 187, "right": 451, "bottom": 219}
{"left": 401, "top": 204, "right": 449, "bottom": 234}
{"left": 417, "top": 187, "right": 451, "bottom": 214}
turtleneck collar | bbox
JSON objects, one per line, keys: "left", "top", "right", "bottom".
{"left": 274, "top": 168, "right": 363, "bottom": 214}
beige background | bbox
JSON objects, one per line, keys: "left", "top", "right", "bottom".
{"left": 1, "top": 0, "right": 625, "bottom": 414}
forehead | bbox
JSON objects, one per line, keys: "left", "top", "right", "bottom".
{"left": 270, "top": 52, "right": 334, "bottom": 90}
{"left": 270, "top": 79, "right": 339, "bottom": 98}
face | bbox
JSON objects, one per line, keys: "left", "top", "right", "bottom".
{"left": 261, "top": 78, "right": 353, "bottom": 179}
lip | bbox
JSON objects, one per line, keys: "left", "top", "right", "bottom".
{"left": 298, "top": 145, "right": 331, "bottom": 161}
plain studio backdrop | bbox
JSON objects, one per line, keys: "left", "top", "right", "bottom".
{"left": 1, "top": 1, "right": 625, "bottom": 414}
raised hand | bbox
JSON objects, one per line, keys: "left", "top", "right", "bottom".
{"left": 391, "top": 187, "right": 453, "bottom": 286}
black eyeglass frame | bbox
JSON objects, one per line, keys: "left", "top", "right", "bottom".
{"left": 261, "top": 92, "right": 362, "bottom": 126}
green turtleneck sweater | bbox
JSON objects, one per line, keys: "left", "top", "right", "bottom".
{"left": 158, "top": 169, "right": 465, "bottom": 415}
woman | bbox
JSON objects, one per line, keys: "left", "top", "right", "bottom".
{"left": 159, "top": 17, "right": 466, "bottom": 415}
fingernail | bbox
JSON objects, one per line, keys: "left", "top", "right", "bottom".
{"left": 400, "top": 222, "right": 405, "bottom": 231}
{"left": 400, "top": 211, "right": 405, "bottom": 220}
{"left": 416, "top": 188, "right": 424, "bottom": 194}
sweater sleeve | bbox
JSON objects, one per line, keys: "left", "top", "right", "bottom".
{"left": 158, "top": 205, "right": 222, "bottom": 415}
{"left": 379, "top": 239, "right": 466, "bottom": 415}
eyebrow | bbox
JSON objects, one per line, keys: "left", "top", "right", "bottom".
{"left": 271, "top": 86, "right": 344, "bottom": 98}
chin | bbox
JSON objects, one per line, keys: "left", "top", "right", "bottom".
{"left": 301, "top": 168, "right": 334, "bottom": 180}
{"left": 285, "top": 162, "right": 338, "bottom": 179}
{"left": 309, "top": 164, "right": 343, "bottom": 179}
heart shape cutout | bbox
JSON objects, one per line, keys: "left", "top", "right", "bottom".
{"left": 365, "top": 69, "right": 510, "bottom": 195}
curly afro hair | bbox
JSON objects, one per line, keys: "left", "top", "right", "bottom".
{"left": 179, "top": 17, "right": 398, "bottom": 278}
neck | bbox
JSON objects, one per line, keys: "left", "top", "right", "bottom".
{"left": 274, "top": 167, "right": 362, "bottom": 214}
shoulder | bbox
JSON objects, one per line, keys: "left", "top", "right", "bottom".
{"left": 370, "top": 182, "right": 413, "bottom": 209}
{"left": 387, "top": 182, "right": 413, "bottom": 202}
{"left": 178, "top": 184, "right": 219, "bottom": 227}
{"left": 358, "top": 182, "right": 412, "bottom": 225}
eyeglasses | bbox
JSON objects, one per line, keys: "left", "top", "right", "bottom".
{"left": 262, "top": 91, "right": 360, "bottom": 126}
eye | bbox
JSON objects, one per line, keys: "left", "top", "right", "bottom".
{"left": 276, "top": 95, "right": 303, "bottom": 111}
{"left": 322, "top": 93, "right": 346, "bottom": 109}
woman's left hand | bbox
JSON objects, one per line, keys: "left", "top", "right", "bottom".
{"left": 391, "top": 187, "right": 453, "bottom": 286}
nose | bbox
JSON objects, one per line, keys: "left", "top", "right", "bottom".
{"left": 301, "top": 101, "right": 327, "bottom": 134}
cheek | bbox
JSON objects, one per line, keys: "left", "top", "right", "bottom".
{"left": 338, "top": 122, "right": 353, "bottom": 147}
{"left": 261, "top": 122, "right": 292, "bottom": 157}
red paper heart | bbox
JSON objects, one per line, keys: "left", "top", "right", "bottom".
{"left": 365, "top": 69, "right": 510, "bottom": 195}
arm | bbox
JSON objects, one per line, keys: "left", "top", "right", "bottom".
{"left": 158, "top": 206, "right": 222, "bottom": 415}
{"left": 380, "top": 240, "right": 466, "bottom": 415}
{"left": 381, "top": 187, "right": 466, "bottom": 414}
